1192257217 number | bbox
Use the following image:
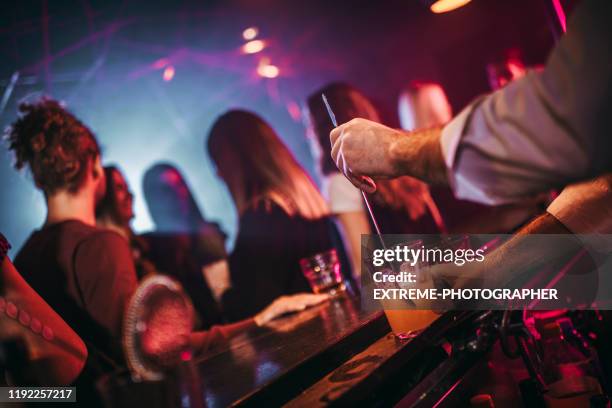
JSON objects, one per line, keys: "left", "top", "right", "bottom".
{"left": 1, "top": 387, "right": 76, "bottom": 402}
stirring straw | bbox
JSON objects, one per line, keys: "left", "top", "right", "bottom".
{"left": 322, "top": 94, "right": 385, "bottom": 244}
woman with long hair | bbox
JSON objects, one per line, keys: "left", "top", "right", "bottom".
{"left": 207, "top": 109, "right": 349, "bottom": 321}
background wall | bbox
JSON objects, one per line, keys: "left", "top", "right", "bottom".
{"left": 0, "top": 0, "right": 558, "bottom": 255}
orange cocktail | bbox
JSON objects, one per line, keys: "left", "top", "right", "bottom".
{"left": 384, "top": 309, "right": 439, "bottom": 339}
{"left": 377, "top": 238, "right": 456, "bottom": 339}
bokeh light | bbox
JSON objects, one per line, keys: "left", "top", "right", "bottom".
{"left": 286, "top": 101, "right": 301, "bottom": 121}
{"left": 242, "top": 27, "right": 259, "bottom": 40}
{"left": 430, "top": 0, "right": 471, "bottom": 14}
{"left": 241, "top": 40, "right": 266, "bottom": 54}
{"left": 257, "top": 63, "right": 279, "bottom": 78}
{"left": 163, "top": 66, "right": 175, "bottom": 81}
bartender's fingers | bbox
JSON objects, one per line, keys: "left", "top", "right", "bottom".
{"left": 330, "top": 123, "right": 345, "bottom": 149}
{"left": 330, "top": 123, "right": 351, "bottom": 170}
{"left": 345, "top": 171, "right": 375, "bottom": 193}
{"left": 359, "top": 175, "right": 377, "bottom": 194}
{"left": 333, "top": 140, "right": 372, "bottom": 192}
{"left": 331, "top": 126, "right": 377, "bottom": 193}
{"left": 334, "top": 148, "right": 344, "bottom": 175}
{"left": 335, "top": 145, "right": 368, "bottom": 191}
{"left": 331, "top": 135, "right": 343, "bottom": 170}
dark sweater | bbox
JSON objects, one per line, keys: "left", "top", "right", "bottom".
{"left": 223, "top": 199, "right": 348, "bottom": 321}
{"left": 14, "top": 220, "right": 137, "bottom": 361}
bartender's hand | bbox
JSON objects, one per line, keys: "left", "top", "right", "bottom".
{"left": 330, "top": 118, "right": 403, "bottom": 193}
{"left": 254, "top": 293, "right": 329, "bottom": 326}
{"left": 330, "top": 118, "right": 448, "bottom": 191}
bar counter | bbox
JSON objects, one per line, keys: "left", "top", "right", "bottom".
{"left": 191, "top": 294, "right": 481, "bottom": 407}
{"left": 103, "top": 294, "right": 492, "bottom": 407}
{"left": 195, "top": 294, "right": 388, "bottom": 407}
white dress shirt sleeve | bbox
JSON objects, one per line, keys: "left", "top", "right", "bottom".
{"left": 440, "top": 0, "right": 612, "bottom": 205}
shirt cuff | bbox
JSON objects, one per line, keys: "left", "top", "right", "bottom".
{"left": 440, "top": 103, "right": 475, "bottom": 171}
{"left": 439, "top": 99, "right": 482, "bottom": 195}
{"left": 439, "top": 96, "right": 511, "bottom": 205}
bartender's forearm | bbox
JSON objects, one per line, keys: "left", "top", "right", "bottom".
{"left": 487, "top": 213, "right": 575, "bottom": 279}
{"left": 451, "top": 213, "right": 580, "bottom": 290}
{"left": 389, "top": 126, "right": 449, "bottom": 186}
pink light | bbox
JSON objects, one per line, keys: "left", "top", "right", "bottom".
{"left": 287, "top": 101, "right": 301, "bottom": 121}
{"left": 242, "top": 40, "right": 266, "bottom": 54}
{"left": 257, "top": 64, "right": 279, "bottom": 78}
{"left": 180, "top": 350, "right": 192, "bottom": 361}
{"left": 163, "top": 66, "right": 175, "bottom": 81}
{"left": 552, "top": 0, "right": 567, "bottom": 33}
{"left": 153, "top": 58, "right": 170, "bottom": 69}
{"left": 242, "top": 27, "right": 259, "bottom": 40}
{"left": 433, "top": 379, "right": 462, "bottom": 408}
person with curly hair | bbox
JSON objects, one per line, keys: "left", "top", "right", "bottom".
{"left": 6, "top": 98, "right": 136, "bottom": 363}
